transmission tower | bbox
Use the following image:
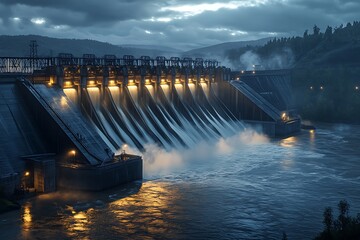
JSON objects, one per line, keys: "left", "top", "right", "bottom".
{"left": 29, "top": 40, "right": 38, "bottom": 58}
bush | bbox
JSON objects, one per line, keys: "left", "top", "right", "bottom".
{"left": 314, "top": 200, "right": 360, "bottom": 240}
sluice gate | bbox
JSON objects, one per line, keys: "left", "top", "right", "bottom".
{"left": 0, "top": 55, "right": 300, "bottom": 194}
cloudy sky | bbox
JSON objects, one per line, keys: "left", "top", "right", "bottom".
{"left": 0, "top": 0, "right": 359, "bottom": 50}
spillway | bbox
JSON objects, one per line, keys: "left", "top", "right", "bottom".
{"left": 65, "top": 82, "right": 246, "bottom": 153}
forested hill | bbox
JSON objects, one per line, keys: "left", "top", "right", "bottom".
{"left": 227, "top": 21, "right": 360, "bottom": 70}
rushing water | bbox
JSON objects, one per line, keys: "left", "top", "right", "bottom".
{"left": 1, "top": 124, "right": 360, "bottom": 240}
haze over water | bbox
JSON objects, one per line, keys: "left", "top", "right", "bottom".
{"left": 1, "top": 124, "right": 360, "bottom": 240}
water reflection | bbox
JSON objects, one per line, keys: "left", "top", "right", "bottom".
{"left": 280, "top": 136, "right": 297, "bottom": 148}
{"left": 63, "top": 204, "right": 92, "bottom": 238}
{"left": 22, "top": 203, "right": 32, "bottom": 227}
{"left": 281, "top": 159, "right": 295, "bottom": 170}
{"left": 110, "top": 181, "right": 181, "bottom": 238}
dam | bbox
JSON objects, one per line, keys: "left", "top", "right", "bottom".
{"left": 0, "top": 55, "right": 300, "bottom": 196}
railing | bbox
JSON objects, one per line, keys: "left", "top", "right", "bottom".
{"left": 0, "top": 57, "right": 53, "bottom": 74}
{"left": 0, "top": 56, "right": 220, "bottom": 74}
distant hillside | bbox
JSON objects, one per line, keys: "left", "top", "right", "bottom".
{"left": 119, "top": 44, "right": 182, "bottom": 54}
{"left": 226, "top": 21, "right": 360, "bottom": 70}
{"left": 0, "top": 35, "right": 176, "bottom": 58}
{"left": 183, "top": 38, "right": 272, "bottom": 58}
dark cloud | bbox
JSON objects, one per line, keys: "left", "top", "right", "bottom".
{"left": 0, "top": 0, "right": 358, "bottom": 50}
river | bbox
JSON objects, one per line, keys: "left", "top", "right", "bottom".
{"left": 1, "top": 124, "right": 360, "bottom": 239}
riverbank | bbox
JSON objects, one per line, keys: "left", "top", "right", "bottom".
{"left": 0, "top": 198, "right": 20, "bottom": 214}
{"left": 292, "top": 66, "right": 360, "bottom": 124}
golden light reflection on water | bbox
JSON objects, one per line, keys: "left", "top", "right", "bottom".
{"left": 281, "top": 159, "right": 295, "bottom": 170}
{"left": 110, "top": 182, "right": 181, "bottom": 237}
{"left": 310, "top": 130, "right": 315, "bottom": 142}
{"left": 22, "top": 203, "right": 32, "bottom": 227}
{"left": 280, "top": 136, "right": 297, "bottom": 148}
{"left": 63, "top": 205, "right": 92, "bottom": 239}
{"left": 21, "top": 203, "right": 32, "bottom": 238}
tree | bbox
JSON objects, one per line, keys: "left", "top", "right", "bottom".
{"left": 324, "top": 26, "right": 333, "bottom": 39}
{"left": 323, "top": 207, "right": 333, "bottom": 232}
{"left": 303, "top": 29, "right": 309, "bottom": 38}
{"left": 337, "top": 200, "right": 350, "bottom": 230}
{"left": 313, "top": 25, "right": 321, "bottom": 35}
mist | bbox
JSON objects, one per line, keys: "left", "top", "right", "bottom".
{"left": 119, "top": 129, "right": 269, "bottom": 178}
{"left": 238, "top": 48, "right": 295, "bottom": 70}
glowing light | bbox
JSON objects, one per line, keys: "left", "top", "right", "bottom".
{"left": 241, "top": 70, "right": 244, "bottom": 74}
{"left": 88, "top": 80, "right": 95, "bottom": 85}
{"left": 145, "top": 30, "right": 151, "bottom": 34}
{"left": 31, "top": 18, "right": 46, "bottom": 25}
{"left": 310, "top": 86, "right": 313, "bottom": 90}
{"left": 310, "top": 129, "right": 315, "bottom": 134}
{"left": 24, "top": 171, "right": 30, "bottom": 177}
{"left": 12, "top": 17, "right": 21, "bottom": 22}
{"left": 70, "top": 150, "right": 76, "bottom": 157}
{"left": 63, "top": 88, "right": 77, "bottom": 105}
{"left": 109, "top": 80, "right": 115, "bottom": 85}
{"left": 355, "top": 86, "right": 359, "bottom": 90}
{"left": 320, "top": 86, "right": 324, "bottom": 90}
{"left": 145, "top": 79, "right": 150, "bottom": 84}
{"left": 64, "top": 81, "right": 72, "bottom": 87}
{"left": 281, "top": 112, "right": 287, "bottom": 121}
{"left": 128, "top": 79, "right": 135, "bottom": 86}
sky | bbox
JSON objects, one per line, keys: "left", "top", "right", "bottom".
{"left": 0, "top": 0, "right": 359, "bottom": 50}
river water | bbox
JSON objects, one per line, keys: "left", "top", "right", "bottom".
{"left": 1, "top": 124, "right": 360, "bottom": 239}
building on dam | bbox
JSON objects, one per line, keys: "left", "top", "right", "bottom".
{"left": 0, "top": 54, "right": 300, "bottom": 196}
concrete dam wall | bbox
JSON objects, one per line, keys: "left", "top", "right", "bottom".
{"left": 0, "top": 56, "right": 301, "bottom": 194}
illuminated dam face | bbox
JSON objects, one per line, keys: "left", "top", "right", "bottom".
{"left": 0, "top": 56, "right": 301, "bottom": 192}
{"left": 61, "top": 78, "right": 245, "bottom": 153}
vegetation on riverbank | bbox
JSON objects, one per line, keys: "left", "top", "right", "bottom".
{"left": 314, "top": 200, "right": 360, "bottom": 240}
{"left": 226, "top": 21, "right": 360, "bottom": 123}
{"left": 292, "top": 66, "right": 360, "bottom": 124}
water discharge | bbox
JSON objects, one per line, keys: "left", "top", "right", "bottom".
{"left": 1, "top": 124, "right": 360, "bottom": 240}
{"left": 66, "top": 82, "right": 245, "bottom": 154}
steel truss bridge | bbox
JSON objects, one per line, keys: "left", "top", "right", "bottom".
{"left": 0, "top": 55, "right": 220, "bottom": 74}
